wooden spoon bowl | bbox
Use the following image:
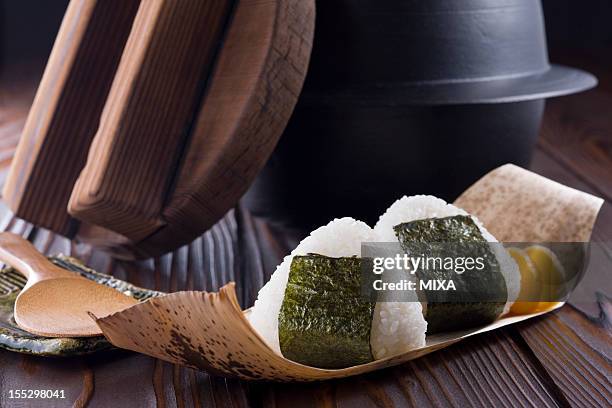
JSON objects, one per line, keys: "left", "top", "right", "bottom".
{"left": 0, "top": 233, "right": 137, "bottom": 337}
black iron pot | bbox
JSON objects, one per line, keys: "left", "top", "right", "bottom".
{"left": 243, "top": 0, "right": 596, "bottom": 229}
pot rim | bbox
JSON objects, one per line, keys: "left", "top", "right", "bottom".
{"left": 300, "top": 64, "right": 597, "bottom": 106}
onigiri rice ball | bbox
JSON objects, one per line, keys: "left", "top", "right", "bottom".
{"left": 248, "top": 217, "right": 428, "bottom": 359}
{"left": 374, "top": 195, "right": 521, "bottom": 315}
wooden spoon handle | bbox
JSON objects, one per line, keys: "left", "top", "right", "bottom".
{"left": 0, "top": 233, "right": 75, "bottom": 285}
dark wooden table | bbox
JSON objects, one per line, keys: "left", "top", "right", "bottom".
{"left": 0, "top": 63, "right": 610, "bottom": 407}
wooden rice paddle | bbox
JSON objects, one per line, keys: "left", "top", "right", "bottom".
{"left": 0, "top": 233, "right": 137, "bottom": 337}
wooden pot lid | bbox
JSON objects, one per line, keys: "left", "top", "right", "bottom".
{"left": 3, "top": 0, "right": 141, "bottom": 237}
{"left": 4, "top": 0, "right": 315, "bottom": 259}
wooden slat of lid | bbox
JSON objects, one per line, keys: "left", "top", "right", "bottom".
{"left": 133, "top": 0, "right": 315, "bottom": 256}
{"left": 2, "top": 0, "right": 140, "bottom": 236}
{"left": 68, "top": 0, "right": 234, "bottom": 242}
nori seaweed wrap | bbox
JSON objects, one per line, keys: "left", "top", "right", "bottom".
{"left": 278, "top": 254, "right": 375, "bottom": 368}
{"left": 394, "top": 215, "right": 507, "bottom": 333}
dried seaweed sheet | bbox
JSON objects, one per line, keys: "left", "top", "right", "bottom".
{"left": 279, "top": 254, "right": 374, "bottom": 368}
{"left": 394, "top": 216, "right": 507, "bottom": 333}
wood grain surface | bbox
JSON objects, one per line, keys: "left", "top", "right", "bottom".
{"left": 4, "top": 0, "right": 314, "bottom": 260}
{"left": 0, "top": 70, "right": 610, "bottom": 406}
{"left": 2, "top": 0, "right": 140, "bottom": 236}
{"left": 137, "top": 0, "right": 315, "bottom": 257}
{"left": 68, "top": 0, "right": 234, "bottom": 242}
{"left": 69, "top": 0, "right": 314, "bottom": 258}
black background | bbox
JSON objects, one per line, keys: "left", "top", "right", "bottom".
{"left": 1, "top": 0, "right": 610, "bottom": 77}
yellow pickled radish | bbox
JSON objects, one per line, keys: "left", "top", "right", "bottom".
{"left": 508, "top": 247, "right": 540, "bottom": 315}
{"left": 525, "top": 245, "right": 566, "bottom": 312}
